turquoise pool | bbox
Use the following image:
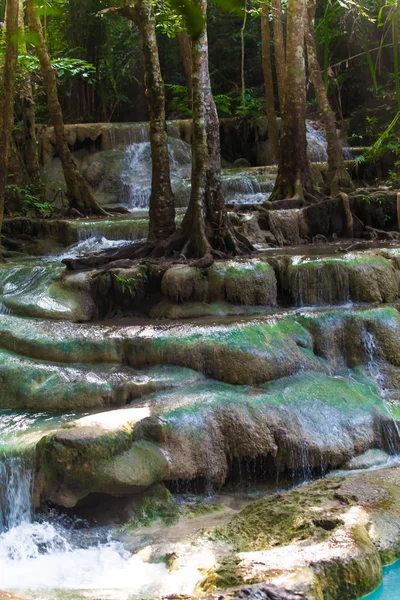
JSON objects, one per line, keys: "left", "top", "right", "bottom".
{"left": 363, "top": 561, "right": 400, "bottom": 599}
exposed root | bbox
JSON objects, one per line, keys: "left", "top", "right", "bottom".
{"left": 364, "top": 226, "right": 400, "bottom": 241}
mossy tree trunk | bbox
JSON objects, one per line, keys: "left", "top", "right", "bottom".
{"left": 26, "top": 0, "right": 107, "bottom": 216}
{"left": 177, "top": 0, "right": 252, "bottom": 261}
{"left": 18, "top": 0, "right": 40, "bottom": 181}
{"left": 305, "top": 4, "right": 353, "bottom": 196}
{"left": 270, "top": 0, "right": 312, "bottom": 201}
{"left": 271, "top": 0, "right": 286, "bottom": 112}
{"left": 0, "top": 0, "right": 19, "bottom": 250}
{"left": 102, "top": 2, "right": 176, "bottom": 244}
{"left": 261, "top": 2, "right": 280, "bottom": 163}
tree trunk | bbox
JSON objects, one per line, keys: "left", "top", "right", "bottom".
{"left": 271, "top": 0, "right": 286, "bottom": 112}
{"left": 305, "top": 4, "right": 353, "bottom": 196}
{"left": 240, "top": 0, "right": 248, "bottom": 106}
{"left": 0, "top": 0, "right": 19, "bottom": 249}
{"left": 26, "top": 0, "right": 106, "bottom": 216}
{"left": 18, "top": 0, "right": 40, "bottom": 181}
{"left": 177, "top": 29, "right": 193, "bottom": 104}
{"left": 179, "top": 0, "right": 252, "bottom": 260}
{"left": 270, "top": 0, "right": 312, "bottom": 201}
{"left": 134, "top": 1, "right": 176, "bottom": 243}
{"left": 105, "top": 2, "right": 176, "bottom": 244}
{"left": 261, "top": 3, "right": 280, "bottom": 163}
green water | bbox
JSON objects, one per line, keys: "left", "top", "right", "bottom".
{"left": 363, "top": 561, "right": 400, "bottom": 599}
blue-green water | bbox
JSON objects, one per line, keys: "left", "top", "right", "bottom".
{"left": 363, "top": 561, "right": 400, "bottom": 599}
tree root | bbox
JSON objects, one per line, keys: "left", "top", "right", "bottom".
{"left": 63, "top": 223, "right": 254, "bottom": 272}
{"left": 364, "top": 226, "right": 400, "bottom": 241}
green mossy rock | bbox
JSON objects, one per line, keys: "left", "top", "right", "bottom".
{"left": 289, "top": 253, "right": 398, "bottom": 306}
{"left": 204, "top": 468, "right": 400, "bottom": 599}
{"left": 162, "top": 260, "right": 277, "bottom": 307}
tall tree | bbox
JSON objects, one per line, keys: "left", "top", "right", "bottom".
{"left": 270, "top": 0, "right": 312, "bottom": 200}
{"left": 26, "top": 0, "right": 107, "bottom": 216}
{"left": 261, "top": 1, "right": 280, "bottom": 163}
{"left": 18, "top": 0, "right": 40, "bottom": 181}
{"left": 0, "top": 0, "right": 19, "bottom": 247}
{"left": 305, "top": 3, "right": 353, "bottom": 196}
{"left": 271, "top": 0, "right": 286, "bottom": 111}
{"left": 175, "top": 0, "right": 252, "bottom": 261}
{"left": 101, "top": 0, "right": 176, "bottom": 244}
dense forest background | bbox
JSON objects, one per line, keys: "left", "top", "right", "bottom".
{"left": 0, "top": 0, "right": 397, "bottom": 140}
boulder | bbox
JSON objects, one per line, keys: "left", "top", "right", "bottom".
{"left": 204, "top": 468, "right": 400, "bottom": 598}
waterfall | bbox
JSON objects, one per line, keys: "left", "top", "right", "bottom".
{"left": 290, "top": 260, "right": 351, "bottom": 307}
{"left": 0, "top": 454, "right": 33, "bottom": 532}
{"left": 361, "top": 327, "right": 400, "bottom": 450}
{"left": 306, "top": 122, "right": 352, "bottom": 162}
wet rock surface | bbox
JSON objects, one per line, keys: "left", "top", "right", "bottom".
{"left": 200, "top": 467, "right": 400, "bottom": 599}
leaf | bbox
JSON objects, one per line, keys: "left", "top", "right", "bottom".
{"left": 167, "top": 0, "right": 205, "bottom": 37}
{"left": 214, "top": 0, "right": 245, "bottom": 16}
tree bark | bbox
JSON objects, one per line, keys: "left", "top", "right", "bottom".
{"left": 270, "top": 0, "right": 312, "bottom": 201}
{"left": 305, "top": 4, "right": 353, "bottom": 196}
{"left": 0, "top": 0, "right": 19, "bottom": 249}
{"left": 18, "top": 0, "right": 40, "bottom": 181}
{"left": 179, "top": 0, "right": 252, "bottom": 260}
{"left": 261, "top": 3, "right": 280, "bottom": 163}
{"left": 240, "top": 0, "right": 248, "bottom": 106}
{"left": 26, "top": 0, "right": 106, "bottom": 216}
{"left": 271, "top": 0, "right": 286, "bottom": 112}
{"left": 177, "top": 29, "right": 193, "bottom": 104}
{"left": 104, "top": 2, "right": 176, "bottom": 244}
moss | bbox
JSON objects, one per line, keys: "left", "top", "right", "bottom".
{"left": 199, "top": 557, "right": 244, "bottom": 592}
{"left": 313, "top": 525, "right": 382, "bottom": 600}
{"left": 128, "top": 484, "right": 181, "bottom": 528}
{"left": 215, "top": 478, "right": 347, "bottom": 552}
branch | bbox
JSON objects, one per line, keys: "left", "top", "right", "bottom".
{"left": 97, "top": 5, "right": 137, "bottom": 22}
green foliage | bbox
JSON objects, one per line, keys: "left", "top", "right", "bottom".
{"left": 17, "top": 54, "right": 95, "bottom": 82}
{"left": 6, "top": 183, "right": 54, "bottom": 218}
{"left": 214, "top": 94, "right": 232, "bottom": 116}
{"left": 165, "top": 83, "right": 191, "bottom": 116}
{"left": 114, "top": 271, "right": 149, "bottom": 297}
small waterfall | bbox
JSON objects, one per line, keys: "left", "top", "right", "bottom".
{"left": 361, "top": 327, "right": 400, "bottom": 450}
{"left": 306, "top": 122, "right": 353, "bottom": 162}
{"left": 75, "top": 219, "right": 149, "bottom": 243}
{"left": 290, "top": 260, "right": 351, "bottom": 307}
{"left": 0, "top": 454, "right": 33, "bottom": 532}
{"left": 121, "top": 137, "right": 191, "bottom": 210}
{"left": 306, "top": 123, "right": 328, "bottom": 162}
{"left": 222, "top": 171, "right": 274, "bottom": 205}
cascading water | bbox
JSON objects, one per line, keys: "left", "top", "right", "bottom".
{"left": 306, "top": 122, "right": 352, "bottom": 162}
{"left": 361, "top": 327, "right": 400, "bottom": 450}
{"left": 290, "top": 258, "right": 352, "bottom": 307}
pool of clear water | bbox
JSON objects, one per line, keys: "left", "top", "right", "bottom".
{"left": 363, "top": 561, "right": 400, "bottom": 599}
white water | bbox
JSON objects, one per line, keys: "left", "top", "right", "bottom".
{"left": 0, "top": 411, "right": 215, "bottom": 598}
{"left": 361, "top": 328, "right": 400, "bottom": 449}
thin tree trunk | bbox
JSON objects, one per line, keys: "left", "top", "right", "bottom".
{"left": 0, "top": 0, "right": 19, "bottom": 249}
{"left": 180, "top": 0, "right": 252, "bottom": 260}
{"left": 271, "top": 0, "right": 286, "bottom": 111}
{"left": 26, "top": 0, "right": 106, "bottom": 216}
{"left": 177, "top": 29, "right": 193, "bottom": 104}
{"left": 18, "top": 0, "right": 40, "bottom": 181}
{"left": 305, "top": 4, "right": 353, "bottom": 196}
{"left": 261, "top": 3, "right": 280, "bottom": 163}
{"left": 240, "top": 0, "right": 248, "bottom": 106}
{"left": 270, "top": 0, "right": 312, "bottom": 201}
{"left": 134, "top": 1, "right": 176, "bottom": 243}
{"left": 102, "top": 2, "right": 176, "bottom": 243}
